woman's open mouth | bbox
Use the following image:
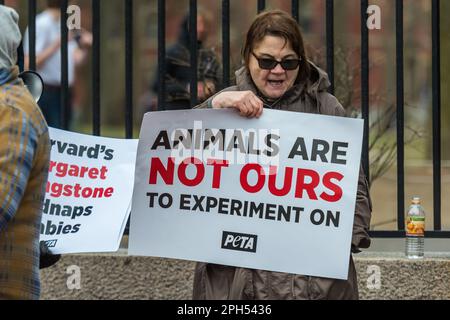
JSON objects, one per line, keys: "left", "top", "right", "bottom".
{"left": 267, "top": 79, "right": 284, "bottom": 88}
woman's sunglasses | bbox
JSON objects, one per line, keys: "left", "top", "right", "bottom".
{"left": 251, "top": 52, "right": 301, "bottom": 70}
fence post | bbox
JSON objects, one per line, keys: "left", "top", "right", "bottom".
{"left": 432, "top": 0, "right": 441, "bottom": 231}
{"left": 125, "top": 0, "right": 133, "bottom": 139}
{"left": 92, "top": 0, "right": 101, "bottom": 135}
{"left": 361, "top": 0, "right": 370, "bottom": 183}
{"left": 395, "top": 0, "right": 405, "bottom": 231}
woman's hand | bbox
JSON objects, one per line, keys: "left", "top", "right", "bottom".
{"left": 211, "top": 91, "right": 263, "bottom": 118}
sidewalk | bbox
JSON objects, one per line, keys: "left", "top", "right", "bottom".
{"left": 40, "top": 241, "right": 450, "bottom": 300}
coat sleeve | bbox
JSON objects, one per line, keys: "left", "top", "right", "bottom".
{"left": 201, "top": 50, "right": 223, "bottom": 89}
{"left": 320, "top": 93, "right": 372, "bottom": 252}
{"left": 352, "top": 165, "right": 372, "bottom": 252}
{"left": 193, "top": 97, "right": 211, "bottom": 109}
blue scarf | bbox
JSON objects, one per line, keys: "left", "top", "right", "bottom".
{"left": 0, "top": 66, "right": 18, "bottom": 86}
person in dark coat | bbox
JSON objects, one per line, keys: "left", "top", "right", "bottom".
{"left": 151, "top": 9, "right": 222, "bottom": 111}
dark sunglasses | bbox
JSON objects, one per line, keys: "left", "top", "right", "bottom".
{"left": 251, "top": 52, "right": 301, "bottom": 70}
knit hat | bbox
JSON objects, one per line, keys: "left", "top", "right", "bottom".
{"left": 0, "top": 5, "right": 21, "bottom": 69}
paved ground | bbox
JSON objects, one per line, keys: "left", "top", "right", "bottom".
{"left": 40, "top": 251, "right": 450, "bottom": 300}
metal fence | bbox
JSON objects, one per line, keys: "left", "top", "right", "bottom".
{"left": 7, "top": 0, "right": 448, "bottom": 238}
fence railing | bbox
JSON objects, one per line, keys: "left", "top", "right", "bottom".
{"left": 9, "top": 0, "right": 448, "bottom": 238}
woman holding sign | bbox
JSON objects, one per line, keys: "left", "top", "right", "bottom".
{"left": 193, "top": 10, "right": 372, "bottom": 300}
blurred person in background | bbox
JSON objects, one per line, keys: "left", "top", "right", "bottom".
{"left": 23, "top": 0, "right": 92, "bottom": 129}
{"left": 149, "top": 8, "right": 222, "bottom": 111}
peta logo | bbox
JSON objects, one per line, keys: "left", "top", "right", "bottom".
{"left": 42, "top": 239, "right": 58, "bottom": 248}
{"left": 221, "top": 231, "right": 257, "bottom": 253}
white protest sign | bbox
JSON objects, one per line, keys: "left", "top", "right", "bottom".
{"left": 129, "top": 109, "right": 363, "bottom": 280}
{"left": 40, "top": 127, "right": 138, "bottom": 254}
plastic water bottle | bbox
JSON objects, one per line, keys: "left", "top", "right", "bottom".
{"left": 405, "top": 197, "right": 425, "bottom": 259}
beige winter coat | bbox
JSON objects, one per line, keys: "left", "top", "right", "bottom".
{"left": 192, "top": 61, "right": 372, "bottom": 300}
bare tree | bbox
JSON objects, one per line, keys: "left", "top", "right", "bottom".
{"left": 308, "top": 45, "right": 422, "bottom": 187}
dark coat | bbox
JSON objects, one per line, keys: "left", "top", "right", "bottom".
{"left": 192, "top": 61, "right": 372, "bottom": 300}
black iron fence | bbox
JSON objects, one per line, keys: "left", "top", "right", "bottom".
{"left": 8, "top": 0, "right": 448, "bottom": 238}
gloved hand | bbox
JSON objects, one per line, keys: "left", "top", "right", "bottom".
{"left": 351, "top": 244, "right": 361, "bottom": 254}
{"left": 39, "top": 241, "right": 61, "bottom": 269}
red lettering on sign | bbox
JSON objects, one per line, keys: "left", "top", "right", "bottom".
{"left": 149, "top": 157, "right": 175, "bottom": 185}
{"left": 320, "top": 171, "right": 344, "bottom": 202}
{"left": 240, "top": 164, "right": 265, "bottom": 193}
